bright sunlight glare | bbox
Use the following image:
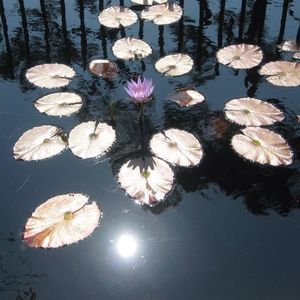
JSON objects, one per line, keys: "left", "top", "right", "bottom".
{"left": 116, "top": 234, "right": 138, "bottom": 258}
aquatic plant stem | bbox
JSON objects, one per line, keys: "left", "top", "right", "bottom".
{"left": 139, "top": 103, "right": 146, "bottom": 161}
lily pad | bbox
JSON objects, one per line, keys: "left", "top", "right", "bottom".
{"left": 231, "top": 127, "right": 293, "bottom": 166}
{"left": 216, "top": 44, "right": 263, "bottom": 69}
{"left": 150, "top": 129, "right": 203, "bottom": 167}
{"left": 131, "top": 0, "right": 167, "bottom": 4}
{"left": 98, "top": 6, "right": 137, "bottom": 28}
{"left": 278, "top": 40, "right": 299, "bottom": 52}
{"left": 68, "top": 121, "right": 116, "bottom": 159}
{"left": 118, "top": 157, "right": 174, "bottom": 206}
{"left": 13, "top": 125, "right": 67, "bottom": 161}
{"left": 169, "top": 89, "right": 205, "bottom": 107}
{"left": 112, "top": 37, "right": 152, "bottom": 60}
{"left": 89, "top": 59, "right": 119, "bottom": 78}
{"left": 23, "top": 193, "right": 101, "bottom": 248}
{"left": 155, "top": 54, "right": 193, "bottom": 76}
{"left": 26, "top": 63, "right": 75, "bottom": 88}
{"left": 224, "top": 97, "right": 284, "bottom": 126}
{"left": 293, "top": 52, "right": 300, "bottom": 60}
{"left": 259, "top": 61, "right": 300, "bottom": 87}
{"left": 34, "top": 92, "right": 83, "bottom": 117}
{"left": 141, "top": 3, "right": 183, "bottom": 25}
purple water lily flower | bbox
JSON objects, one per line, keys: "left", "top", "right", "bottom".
{"left": 124, "top": 76, "right": 154, "bottom": 103}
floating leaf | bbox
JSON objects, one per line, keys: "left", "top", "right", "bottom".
{"left": 155, "top": 54, "right": 193, "bottom": 76}
{"left": 118, "top": 157, "right": 174, "bottom": 206}
{"left": 224, "top": 97, "right": 284, "bottom": 126}
{"left": 131, "top": 0, "right": 167, "bottom": 5}
{"left": 216, "top": 44, "right": 263, "bottom": 69}
{"left": 13, "top": 125, "right": 67, "bottom": 161}
{"left": 112, "top": 37, "right": 152, "bottom": 60}
{"left": 259, "top": 61, "right": 300, "bottom": 87}
{"left": 68, "top": 121, "right": 116, "bottom": 159}
{"left": 89, "top": 59, "right": 118, "bottom": 78}
{"left": 278, "top": 40, "right": 299, "bottom": 52}
{"left": 98, "top": 6, "right": 137, "bottom": 28}
{"left": 169, "top": 89, "right": 205, "bottom": 107}
{"left": 23, "top": 193, "right": 101, "bottom": 248}
{"left": 231, "top": 127, "right": 293, "bottom": 166}
{"left": 26, "top": 63, "right": 75, "bottom": 88}
{"left": 34, "top": 92, "right": 83, "bottom": 117}
{"left": 141, "top": 3, "right": 183, "bottom": 25}
{"left": 293, "top": 52, "right": 300, "bottom": 60}
{"left": 150, "top": 129, "right": 203, "bottom": 167}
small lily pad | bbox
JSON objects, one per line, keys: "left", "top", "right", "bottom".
{"left": 112, "top": 37, "right": 152, "bottom": 60}
{"left": 13, "top": 125, "right": 67, "bottom": 161}
{"left": 169, "top": 89, "right": 205, "bottom": 107}
{"left": 150, "top": 128, "right": 203, "bottom": 167}
{"left": 259, "top": 61, "right": 300, "bottom": 87}
{"left": 118, "top": 157, "right": 174, "bottom": 206}
{"left": 23, "top": 193, "right": 101, "bottom": 248}
{"left": 278, "top": 40, "right": 299, "bottom": 52}
{"left": 98, "top": 6, "right": 137, "bottom": 28}
{"left": 224, "top": 97, "right": 284, "bottom": 126}
{"left": 155, "top": 54, "right": 193, "bottom": 76}
{"left": 216, "top": 44, "right": 263, "bottom": 69}
{"left": 231, "top": 127, "right": 293, "bottom": 166}
{"left": 68, "top": 121, "right": 116, "bottom": 159}
{"left": 89, "top": 59, "right": 119, "bottom": 78}
{"left": 293, "top": 52, "right": 300, "bottom": 60}
{"left": 141, "top": 3, "right": 183, "bottom": 25}
{"left": 26, "top": 63, "right": 75, "bottom": 88}
{"left": 131, "top": 0, "right": 167, "bottom": 4}
{"left": 34, "top": 92, "right": 83, "bottom": 117}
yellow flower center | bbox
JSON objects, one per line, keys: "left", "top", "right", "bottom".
{"left": 64, "top": 211, "right": 73, "bottom": 220}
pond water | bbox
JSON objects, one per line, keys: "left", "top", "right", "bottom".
{"left": 1, "top": 0, "right": 300, "bottom": 299}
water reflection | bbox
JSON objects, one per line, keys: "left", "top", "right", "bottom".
{"left": 0, "top": 233, "right": 45, "bottom": 298}
{"left": 117, "top": 234, "right": 138, "bottom": 258}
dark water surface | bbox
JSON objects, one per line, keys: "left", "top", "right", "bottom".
{"left": 1, "top": 0, "right": 300, "bottom": 299}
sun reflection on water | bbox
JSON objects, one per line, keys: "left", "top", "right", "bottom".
{"left": 116, "top": 234, "right": 138, "bottom": 258}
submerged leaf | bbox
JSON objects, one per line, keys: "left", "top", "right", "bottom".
{"left": 210, "top": 115, "right": 231, "bottom": 139}
{"left": 112, "top": 37, "right": 152, "bottom": 60}
{"left": 23, "top": 193, "right": 101, "bottom": 248}
{"left": 169, "top": 89, "right": 205, "bottom": 107}
{"left": 34, "top": 92, "right": 83, "bottom": 117}
{"left": 26, "top": 63, "right": 75, "bottom": 88}
{"left": 141, "top": 3, "right": 182, "bottom": 25}
{"left": 13, "top": 125, "right": 67, "bottom": 161}
{"left": 89, "top": 59, "right": 119, "bottom": 78}
{"left": 118, "top": 157, "right": 174, "bottom": 206}
{"left": 150, "top": 129, "right": 203, "bottom": 167}
{"left": 68, "top": 121, "right": 116, "bottom": 159}
{"left": 231, "top": 127, "right": 293, "bottom": 166}
{"left": 216, "top": 44, "right": 263, "bottom": 69}
{"left": 259, "top": 61, "right": 300, "bottom": 87}
{"left": 224, "top": 97, "right": 284, "bottom": 126}
{"left": 98, "top": 6, "right": 137, "bottom": 28}
{"left": 155, "top": 54, "right": 193, "bottom": 76}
